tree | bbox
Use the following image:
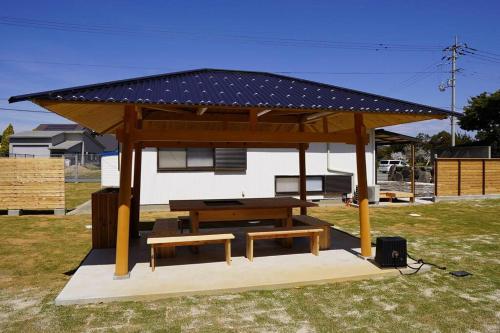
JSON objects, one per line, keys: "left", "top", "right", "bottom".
{"left": 428, "top": 130, "right": 474, "bottom": 149}
{"left": 0, "top": 124, "right": 14, "bottom": 156}
{"left": 459, "top": 90, "right": 500, "bottom": 155}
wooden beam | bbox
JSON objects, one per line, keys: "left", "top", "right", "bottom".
{"left": 257, "top": 109, "right": 272, "bottom": 117}
{"left": 249, "top": 110, "right": 258, "bottom": 130}
{"left": 101, "top": 120, "right": 124, "bottom": 134}
{"left": 305, "top": 111, "right": 334, "bottom": 122}
{"left": 299, "top": 123, "right": 307, "bottom": 215}
{"left": 142, "top": 109, "right": 301, "bottom": 124}
{"left": 132, "top": 128, "right": 365, "bottom": 144}
{"left": 354, "top": 114, "right": 371, "bottom": 257}
{"left": 114, "top": 105, "right": 137, "bottom": 278}
{"left": 197, "top": 107, "right": 208, "bottom": 115}
{"left": 322, "top": 117, "right": 329, "bottom": 133}
{"left": 142, "top": 141, "right": 308, "bottom": 149}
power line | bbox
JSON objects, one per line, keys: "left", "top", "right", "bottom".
{"left": 0, "top": 58, "right": 449, "bottom": 76}
{"left": 0, "top": 107, "right": 51, "bottom": 114}
{"left": 0, "top": 16, "right": 445, "bottom": 53}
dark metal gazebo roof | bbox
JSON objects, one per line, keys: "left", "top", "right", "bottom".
{"left": 375, "top": 129, "right": 420, "bottom": 146}
{"left": 9, "top": 68, "right": 459, "bottom": 117}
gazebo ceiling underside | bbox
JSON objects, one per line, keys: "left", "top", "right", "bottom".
{"left": 11, "top": 69, "right": 457, "bottom": 145}
{"left": 37, "top": 100, "right": 439, "bottom": 136}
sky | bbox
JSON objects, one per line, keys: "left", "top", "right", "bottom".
{"left": 1, "top": 0, "right": 499, "bottom": 136}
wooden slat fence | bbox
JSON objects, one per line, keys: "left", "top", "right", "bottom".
{"left": 0, "top": 158, "right": 65, "bottom": 210}
{"left": 91, "top": 188, "right": 119, "bottom": 249}
{"left": 435, "top": 158, "right": 500, "bottom": 196}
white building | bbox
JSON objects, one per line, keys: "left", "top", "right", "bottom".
{"left": 101, "top": 133, "right": 376, "bottom": 204}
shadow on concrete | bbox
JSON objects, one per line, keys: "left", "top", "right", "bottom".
{"left": 71, "top": 220, "right": 364, "bottom": 274}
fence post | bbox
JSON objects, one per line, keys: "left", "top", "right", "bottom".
{"left": 434, "top": 159, "right": 438, "bottom": 197}
{"left": 75, "top": 154, "right": 79, "bottom": 183}
{"left": 457, "top": 160, "right": 461, "bottom": 196}
{"left": 482, "top": 159, "right": 486, "bottom": 195}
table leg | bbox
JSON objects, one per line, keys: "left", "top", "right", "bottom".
{"left": 246, "top": 235, "right": 254, "bottom": 262}
{"left": 312, "top": 233, "right": 320, "bottom": 256}
{"left": 151, "top": 246, "right": 155, "bottom": 272}
{"left": 190, "top": 211, "right": 200, "bottom": 254}
{"left": 225, "top": 239, "right": 231, "bottom": 265}
{"left": 283, "top": 208, "right": 293, "bottom": 248}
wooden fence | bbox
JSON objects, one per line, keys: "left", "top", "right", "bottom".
{"left": 91, "top": 188, "right": 119, "bottom": 249}
{"left": 0, "top": 158, "right": 65, "bottom": 212}
{"left": 435, "top": 158, "right": 500, "bottom": 196}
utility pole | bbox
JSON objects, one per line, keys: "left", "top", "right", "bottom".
{"left": 450, "top": 36, "right": 457, "bottom": 147}
{"left": 440, "top": 36, "right": 469, "bottom": 147}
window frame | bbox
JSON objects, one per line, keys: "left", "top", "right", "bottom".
{"left": 274, "top": 175, "right": 326, "bottom": 195}
{"left": 157, "top": 148, "right": 216, "bottom": 172}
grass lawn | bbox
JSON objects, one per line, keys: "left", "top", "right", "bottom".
{"left": 65, "top": 183, "right": 101, "bottom": 210}
{"left": 0, "top": 200, "right": 499, "bottom": 332}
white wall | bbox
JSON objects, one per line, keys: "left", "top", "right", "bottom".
{"left": 101, "top": 129, "right": 376, "bottom": 204}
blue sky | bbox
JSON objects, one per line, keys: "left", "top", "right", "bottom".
{"left": 1, "top": 1, "right": 499, "bottom": 135}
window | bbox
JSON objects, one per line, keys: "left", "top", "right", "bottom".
{"left": 187, "top": 148, "right": 214, "bottom": 168}
{"left": 275, "top": 176, "right": 324, "bottom": 194}
{"left": 158, "top": 148, "right": 246, "bottom": 171}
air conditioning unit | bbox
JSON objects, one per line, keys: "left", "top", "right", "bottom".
{"left": 368, "top": 185, "right": 380, "bottom": 203}
{"left": 354, "top": 185, "right": 380, "bottom": 204}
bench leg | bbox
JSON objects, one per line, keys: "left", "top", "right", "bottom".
{"left": 151, "top": 246, "right": 155, "bottom": 272}
{"left": 246, "top": 236, "right": 254, "bottom": 262}
{"left": 311, "top": 233, "right": 320, "bottom": 256}
{"left": 225, "top": 239, "right": 231, "bottom": 265}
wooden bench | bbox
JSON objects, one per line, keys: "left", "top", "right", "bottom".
{"left": 292, "top": 215, "right": 332, "bottom": 250}
{"left": 245, "top": 226, "right": 323, "bottom": 261}
{"left": 380, "top": 191, "right": 414, "bottom": 202}
{"left": 147, "top": 232, "right": 235, "bottom": 271}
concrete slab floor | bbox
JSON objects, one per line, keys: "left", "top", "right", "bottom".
{"left": 56, "top": 227, "right": 428, "bottom": 305}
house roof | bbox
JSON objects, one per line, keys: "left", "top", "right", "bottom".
{"left": 34, "top": 123, "right": 85, "bottom": 131}
{"left": 95, "top": 134, "right": 118, "bottom": 152}
{"left": 10, "top": 130, "right": 63, "bottom": 138}
{"left": 49, "top": 140, "right": 81, "bottom": 150}
{"left": 9, "top": 68, "right": 459, "bottom": 117}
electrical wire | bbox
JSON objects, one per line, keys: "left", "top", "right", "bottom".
{"left": 0, "top": 107, "right": 51, "bottom": 114}
{"left": 0, "top": 16, "right": 445, "bottom": 53}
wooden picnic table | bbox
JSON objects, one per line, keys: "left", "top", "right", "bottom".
{"left": 169, "top": 197, "right": 317, "bottom": 246}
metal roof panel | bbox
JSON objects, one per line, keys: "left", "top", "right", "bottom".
{"left": 9, "top": 68, "right": 460, "bottom": 117}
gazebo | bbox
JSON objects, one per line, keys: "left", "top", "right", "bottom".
{"left": 9, "top": 68, "right": 458, "bottom": 278}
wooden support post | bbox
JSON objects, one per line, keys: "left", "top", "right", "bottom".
{"left": 114, "top": 106, "right": 136, "bottom": 278}
{"left": 130, "top": 141, "right": 142, "bottom": 238}
{"left": 130, "top": 116, "right": 143, "bottom": 239}
{"left": 299, "top": 122, "right": 307, "bottom": 215}
{"left": 354, "top": 114, "right": 372, "bottom": 257}
{"left": 457, "top": 160, "right": 461, "bottom": 196}
{"left": 410, "top": 144, "right": 415, "bottom": 203}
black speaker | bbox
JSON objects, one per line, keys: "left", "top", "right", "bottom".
{"left": 375, "top": 237, "right": 407, "bottom": 268}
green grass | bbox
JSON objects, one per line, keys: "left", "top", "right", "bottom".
{"left": 0, "top": 200, "right": 499, "bottom": 332}
{"left": 65, "top": 183, "right": 101, "bottom": 210}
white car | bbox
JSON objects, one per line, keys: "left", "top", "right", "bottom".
{"left": 378, "top": 160, "right": 407, "bottom": 173}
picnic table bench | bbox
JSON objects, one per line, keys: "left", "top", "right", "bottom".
{"left": 245, "top": 226, "right": 323, "bottom": 261}
{"left": 292, "top": 215, "right": 332, "bottom": 250}
{"left": 147, "top": 219, "right": 234, "bottom": 271}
